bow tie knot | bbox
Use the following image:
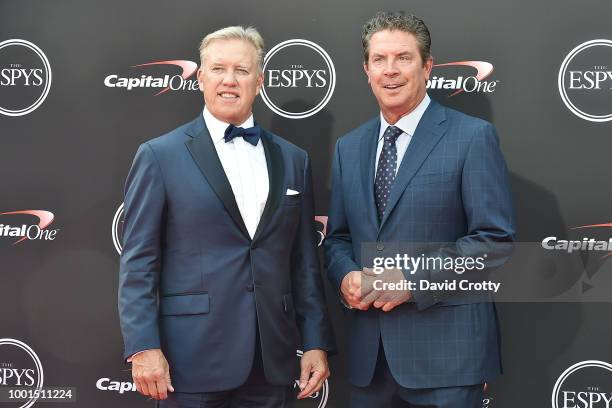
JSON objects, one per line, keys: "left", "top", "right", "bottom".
{"left": 224, "top": 124, "right": 261, "bottom": 146}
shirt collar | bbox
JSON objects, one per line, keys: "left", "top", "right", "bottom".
{"left": 203, "top": 106, "right": 255, "bottom": 144}
{"left": 378, "top": 93, "right": 431, "bottom": 141}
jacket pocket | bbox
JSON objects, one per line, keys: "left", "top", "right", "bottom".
{"left": 160, "top": 292, "right": 210, "bottom": 316}
{"left": 410, "top": 172, "right": 455, "bottom": 186}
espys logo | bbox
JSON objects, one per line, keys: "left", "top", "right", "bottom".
{"left": 0, "top": 210, "right": 59, "bottom": 245}
{"left": 0, "top": 338, "right": 44, "bottom": 408}
{"left": 113, "top": 202, "right": 326, "bottom": 254}
{"left": 0, "top": 39, "right": 51, "bottom": 116}
{"left": 427, "top": 60, "right": 497, "bottom": 97}
{"left": 261, "top": 39, "right": 336, "bottom": 119}
{"left": 111, "top": 203, "right": 124, "bottom": 254}
{"left": 558, "top": 39, "right": 612, "bottom": 122}
{"left": 104, "top": 60, "right": 199, "bottom": 95}
{"left": 295, "top": 350, "right": 328, "bottom": 407}
{"left": 552, "top": 360, "right": 612, "bottom": 408}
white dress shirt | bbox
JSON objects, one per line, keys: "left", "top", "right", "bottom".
{"left": 203, "top": 106, "right": 269, "bottom": 239}
{"left": 374, "top": 94, "right": 431, "bottom": 177}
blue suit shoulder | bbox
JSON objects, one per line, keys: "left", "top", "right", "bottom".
{"left": 144, "top": 119, "right": 193, "bottom": 150}
{"left": 335, "top": 116, "right": 379, "bottom": 151}
{"left": 441, "top": 103, "right": 498, "bottom": 142}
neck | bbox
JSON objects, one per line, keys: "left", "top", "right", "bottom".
{"left": 381, "top": 93, "right": 426, "bottom": 125}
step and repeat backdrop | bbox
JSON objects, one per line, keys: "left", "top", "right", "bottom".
{"left": 1, "top": 0, "right": 612, "bottom": 407}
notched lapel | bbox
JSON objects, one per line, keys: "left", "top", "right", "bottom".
{"left": 185, "top": 118, "right": 250, "bottom": 239}
{"left": 379, "top": 102, "right": 448, "bottom": 230}
{"left": 253, "top": 130, "right": 284, "bottom": 243}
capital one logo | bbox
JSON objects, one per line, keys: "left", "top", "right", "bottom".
{"left": 261, "top": 39, "right": 336, "bottom": 119}
{"left": 0, "top": 39, "right": 52, "bottom": 116}
{"left": 552, "top": 360, "right": 612, "bottom": 407}
{"left": 0, "top": 338, "right": 44, "bottom": 408}
{"left": 0, "top": 210, "right": 59, "bottom": 245}
{"left": 104, "top": 60, "right": 199, "bottom": 95}
{"left": 427, "top": 61, "right": 498, "bottom": 97}
{"left": 558, "top": 39, "right": 612, "bottom": 122}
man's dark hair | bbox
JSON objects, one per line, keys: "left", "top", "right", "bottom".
{"left": 362, "top": 11, "right": 431, "bottom": 65}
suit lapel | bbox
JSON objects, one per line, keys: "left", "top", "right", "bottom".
{"left": 252, "top": 130, "right": 284, "bottom": 243}
{"left": 360, "top": 118, "right": 381, "bottom": 230}
{"left": 378, "top": 101, "right": 448, "bottom": 232}
{"left": 184, "top": 115, "right": 250, "bottom": 239}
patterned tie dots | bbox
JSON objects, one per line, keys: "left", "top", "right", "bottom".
{"left": 374, "top": 125, "right": 402, "bottom": 221}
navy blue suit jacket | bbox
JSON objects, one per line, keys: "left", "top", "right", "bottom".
{"left": 118, "top": 115, "right": 335, "bottom": 392}
{"left": 324, "top": 100, "right": 515, "bottom": 388}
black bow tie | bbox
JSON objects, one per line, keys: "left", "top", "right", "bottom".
{"left": 224, "top": 124, "right": 261, "bottom": 146}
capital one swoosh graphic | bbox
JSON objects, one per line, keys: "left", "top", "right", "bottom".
{"left": 432, "top": 61, "right": 494, "bottom": 97}
{"left": 572, "top": 222, "right": 612, "bottom": 259}
{"left": 0, "top": 210, "right": 54, "bottom": 244}
{"left": 132, "top": 60, "right": 198, "bottom": 96}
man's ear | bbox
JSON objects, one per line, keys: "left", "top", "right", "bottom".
{"left": 256, "top": 71, "right": 264, "bottom": 95}
{"left": 363, "top": 62, "right": 370, "bottom": 84}
{"left": 423, "top": 56, "right": 433, "bottom": 82}
{"left": 197, "top": 68, "right": 204, "bottom": 92}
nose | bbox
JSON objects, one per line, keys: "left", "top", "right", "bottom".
{"left": 383, "top": 59, "right": 399, "bottom": 76}
{"left": 222, "top": 70, "right": 238, "bottom": 86}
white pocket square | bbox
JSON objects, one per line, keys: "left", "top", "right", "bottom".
{"left": 286, "top": 188, "right": 300, "bottom": 196}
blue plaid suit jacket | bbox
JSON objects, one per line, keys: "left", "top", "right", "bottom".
{"left": 324, "top": 99, "right": 516, "bottom": 388}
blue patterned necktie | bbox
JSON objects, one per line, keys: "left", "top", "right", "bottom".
{"left": 224, "top": 124, "right": 261, "bottom": 146}
{"left": 374, "top": 125, "right": 403, "bottom": 221}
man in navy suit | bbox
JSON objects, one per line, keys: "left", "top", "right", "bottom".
{"left": 324, "top": 12, "right": 515, "bottom": 408}
{"left": 118, "top": 26, "right": 335, "bottom": 407}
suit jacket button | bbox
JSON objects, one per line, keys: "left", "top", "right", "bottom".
{"left": 246, "top": 284, "right": 254, "bottom": 292}
{"left": 376, "top": 243, "right": 385, "bottom": 251}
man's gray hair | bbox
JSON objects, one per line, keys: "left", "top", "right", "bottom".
{"left": 199, "top": 26, "right": 265, "bottom": 73}
{"left": 362, "top": 11, "right": 431, "bottom": 65}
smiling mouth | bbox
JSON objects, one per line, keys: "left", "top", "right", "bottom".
{"left": 383, "top": 84, "right": 405, "bottom": 89}
{"left": 219, "top": 92, "right": 239, "bottom": 99}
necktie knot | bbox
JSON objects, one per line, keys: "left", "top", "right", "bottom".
{"left": 383, "top": 125, "right": 402, "bottom": 143}
{"left": 224, "top": 124, "right": 261, "bottom": 146}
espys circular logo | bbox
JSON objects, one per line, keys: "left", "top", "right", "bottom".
{"left": 0, "top": 40, "right": 51, "bottom": 116}
{"left": 112, "top": 203, "right": 124, "bottom": 255}
{"left": 0, "top": 338, "right": 44, "bottom": 408}
{"left": 261, "top": 39, "right": 335, "bottom": 119}
{"left": 558, "top": 39, "right": 612, "bottom": 122}
{"left": 295, "top": 350, "right": 328, "bottom": 408}
{"left": 552, "top": 360, "right": 612, "bottom": 408}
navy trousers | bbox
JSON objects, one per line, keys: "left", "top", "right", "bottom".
{"left": 351, "top": 343, "right": 484, "bottom": 408}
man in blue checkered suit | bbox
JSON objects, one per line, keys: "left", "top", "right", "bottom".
{"left": 324, "top": 11, "right": 515, "bottom": 408}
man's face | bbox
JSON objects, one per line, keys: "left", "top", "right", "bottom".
{"left": 364, "top": 30, "right": 433, "bottom": 122}
{"left": 197, "top": 39, "right": 263, "bottom": 125}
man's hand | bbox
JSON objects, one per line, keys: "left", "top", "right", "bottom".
{"left": 297, "top": 350, "right": 329, "bottom": 399}
{"left": 363, "top": 267, "right": 412, "bottom": 312}
{"left": 341, "top": 271, "right": 375, "bottom": 310}
{"left": 131, "top": 349, "right": 174, "bottom": 400}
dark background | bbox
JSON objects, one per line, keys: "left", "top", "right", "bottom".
{"left": 1, "top": 1, "right": 611, "bottom": 407}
